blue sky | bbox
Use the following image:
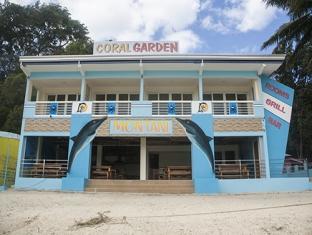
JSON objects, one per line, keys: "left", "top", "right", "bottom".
{"left": 4, "top": 0, "right": 289, "bottom": 54}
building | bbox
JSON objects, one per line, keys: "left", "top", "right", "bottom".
{"left": 15, "top": 41, "right": 312, "bottom": 193}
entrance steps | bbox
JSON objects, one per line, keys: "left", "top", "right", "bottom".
{"left": 85, "top": 179, "right": 194, "bottom": 194}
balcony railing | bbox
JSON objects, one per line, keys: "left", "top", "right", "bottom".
{"left": 212, "top": 101, "right": 254, "bottom": 116}
{"left": 33, "top": 100, "right": 255, "bottom": 117}
{"left": 92, "top": 101, "right": 131, "bottom": 116}
{"left": 20, "top": 159, "right": 68, "bottom": 178}
{"left": 152, "top": 101, "right": 192, "bottom": 116}
{"left": 35, "top": 101, "right": 73, "bottom": 116}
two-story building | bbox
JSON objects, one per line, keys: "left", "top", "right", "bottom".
{"left": 15, "top": 41, "right": 312, "bottom": 193}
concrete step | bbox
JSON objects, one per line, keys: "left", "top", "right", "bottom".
{"left": 85, "top": 180, "right": 194, "bottom": 194}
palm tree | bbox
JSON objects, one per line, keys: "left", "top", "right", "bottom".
{"left": 261, "top": 0, "right": 312, "bottom": 65}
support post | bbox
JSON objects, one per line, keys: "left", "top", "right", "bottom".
{"left": 198, "top": 73, "right": 203, "bottom": 101}
{"left": 140, "top": 137, "right": 147, "bottom": 180}
{"left": 140, "top": 76, "right": 144, "bottom": 101}
{"left": 80, "top": 78, "right": 86, "bottom": 101}
{"left": 96, "top": 145, "right": 102, "bottom": 167}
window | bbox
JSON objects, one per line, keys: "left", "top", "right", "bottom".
{"left": 225, "top": 94, "right": 236, "bottom": 101}
{"left": 47, "top": 95, "right": 56, "bottom": 101}
{"left": 107, "top": 94, "right": 116, "bottom": 101}
{"left": 119, "top": 94, "right": 128, "bottom": 101}
{"left": 237, "top": 94, "right": 247, "bottom": 100}
{"left": 56, "top": 95, "right": 66, "bottom": 101}
{"left": 96, "top": 94, "right": 106, "bottom": 101}
{"left": 159, "top": 93, "right": 169, "bottom": 100}
{"left": 130, "top": 94, "right": 139, "bottom": 101}
{"left": 172, "top": 93, "right": 182, "bottom": 101}
{"left": 68, "top": 94, "right": 78, "bottom": 101}
{"left": 182, "top": 94, "right": 192, "bottom": 101}
{"left": 203, "top": 94, "right": 212, "bottom": 101}
{"left": 213, "top": 94, "right": 223, "bottom": 100}
{"left": 148, "top": 94, "right": 158, "bottom": 101}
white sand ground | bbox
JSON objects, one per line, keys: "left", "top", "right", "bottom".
{"left": 0, "top": 190, "right": 312, "bottom": 235}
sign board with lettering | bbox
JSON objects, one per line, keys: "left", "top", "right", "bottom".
{"left": 261, "top": 76, "right": 294, "bottom": 177}
{"left": 72, "top": 102, "right": 92, "bottom": 114}
{"left": 110, "top": 119, "right": 173, "bottom": 136}
{"left": 93, "top": 41, "right": 179, "bottom": 55}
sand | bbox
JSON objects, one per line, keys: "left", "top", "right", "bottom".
{"left": 0, "top": 190, "right": 312, "bottom": 234}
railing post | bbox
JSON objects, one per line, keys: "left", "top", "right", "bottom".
{"left": 239, "top": 160, "right": 242, "bottom": 179}
{"left": 42, "top": 159, "right": 45, "bottom": 177}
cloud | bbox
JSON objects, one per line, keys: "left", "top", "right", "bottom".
{"left": 162, "top": 30, "right": 201, "bottom": 53}
{"left": 4, "top": 0, "right": 202, "bottom": 52}
{"left": 201, "top": 0, "right": 278, "bottom": 34}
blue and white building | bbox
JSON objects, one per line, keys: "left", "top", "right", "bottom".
{"left": 15, "top": 41, "right": 312, "bottom": 193}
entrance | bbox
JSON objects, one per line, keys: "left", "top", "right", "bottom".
{"left": 91, "top": 137, "right": 140, "bottom": 179}
{"left": 147, "top": 137, "right": 191, "bottom": 180}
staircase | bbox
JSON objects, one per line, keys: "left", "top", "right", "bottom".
{"left": 85, "top": 179, "right": 194, "bottom": 194}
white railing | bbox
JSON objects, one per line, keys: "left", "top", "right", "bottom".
{"left": 214, "top": 159, "right": 264, "bottom": 179}
{"left": 20, "top": 159, "right": 68, "bottom": 178}
{"left": 34, "top": 101, "right": 254, "bottom": 116}
{"left": 212, "top": 101, "right": 254, "bottom": 115}
{"left": 92, "top": 101, "right": 131, "bottom": 116}
{"left": 35, "top": 101, "right": 73, "bottom": 116}
{"left": 152, "top": 101, "right": 192, "bottom": 116}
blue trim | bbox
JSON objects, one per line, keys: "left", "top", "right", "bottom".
{"left": 30, "top": 72, "right": 82, "bottom": 79}
{"left": 85, "top": 71, "right": 140, "bottom": 79}
{"left": 203, "top": 71, "right": 258, "bottom": 78}
{"left": 144, "top": 70, "right": 198, "bottom": 78}
{"left": 23, "top": 132, "right": 70, "bottom": 136}
{"left": 15, "top": 177, "right": 62, "bottom": 190}
{"left": 214, "top": 131, "right": 265, "bottom": 137}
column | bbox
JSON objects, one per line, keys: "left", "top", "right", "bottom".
{"left": 261, "top": 135, "right": 271, "bottom": 178}
{"left": 96, "top": 145, "right": 102, "bottom": 167}
{"left": 25, "top": 79, "right": 33, "bottom": 102}
{"left": 139, "top": 76, "right": 144, "bottom": 101}
{"left": 80, "top": 78, "right": 86, "bottom": 101}
{"left": 198, "top": 73, "right": 203, "bottom": 101}
{"left": 140, "top": 137, "right": 147, "bottom": 180}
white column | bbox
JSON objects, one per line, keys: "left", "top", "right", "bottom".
{"left": 139, "top": 76, "right": 144, "bottom": 101}
{"left": 80, "top": 78, "right": 86, "bottom": 101}
{"left": 36, "top": 89, "right": 40, "bottom": 101}
{"left": 140, "top": 137, "right": 147, "bottom": 180}
{"left": 96, "top": 145, "right": 102, "bottom": 167}
{"left": 198, "top": 73, "right": 203, "bottom": 101}
{"left": 25, "top": 79, "right": 32, "bottom": 102}
{"left": 35, "top": 137, "right": 42, "bottom": 162}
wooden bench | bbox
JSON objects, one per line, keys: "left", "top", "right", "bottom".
{"left": 92, "top": 166, "right": 116, "bottom": 179}
{"left": 166, "top": 166, "right": 191, "bottom": 180}
{"left": 30, "top": 163, "right": 67, "bottom": 178}
{"left": 217, "top": 164, "right": 249, "bottom": 179}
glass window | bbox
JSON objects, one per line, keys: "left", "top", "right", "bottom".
{"left": 130, "top": 94, "right": 139, "bottom": 101}
{"left": 213, "top": 94, "right": 223, "bottom": 101}
{"left": 107, "top": 94, "right": 116, "bottom": 101}
{"left": 96, "top": 94, "right": 106, "bottom": 101}
{"left": 67, "top": 94, "right": 77, "bottom": 101}
{"left": 183, "top": 94, "right": 192, "bottom": 101}
{"left": 56, "top": 95, "right": 65, "bottom": 101}
{"left": 237, "top": 94, "right": 247, "bottom": 100}
{"left": 172, "top": 93, "right": 182, "bottom": 101}
{"left": 203, "top": 93, "right": 212, "bottom": 100}
{"left": 119, "top": 94, "right": 128, "bottom": 101}
{"left": 159, "top": 93, "right": 169, "bottom": 100}
{"left": 225, "top": 94, "right": 236, "bottom": 101}
{"left": 47, "top": 95, "right": 56, "bottom": 101}
{"left": 148, "top": 94, "right": 158, "bottom": 100}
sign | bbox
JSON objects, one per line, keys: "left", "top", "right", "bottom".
{"left": 192, "top": 101, "right": 212, "bottom": 114}
{"left": 93, "top": 41, "right": 179, "bottom": 55}
{"left": 110, "top": 119, "right": 172, "bottom": 136}
{"left": 72, "top": 102, "right": 92, "bottom": 114}
{"left": 263, "top": 93, "right": 292, "bottom": 123}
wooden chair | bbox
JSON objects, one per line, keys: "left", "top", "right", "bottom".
{"left": 166, "top": 166, "right": 192, "bottom": 180}
{"left": 92, "top": 165, "right": 116, "bottom": 179}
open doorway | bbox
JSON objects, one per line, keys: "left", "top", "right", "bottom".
{"left": 92, "top": 137, "right": 140, "bottom": 179}
{"left": 147, "top": 137, "right": 191, "bottom": 180}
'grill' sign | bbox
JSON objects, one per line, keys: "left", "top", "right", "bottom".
{"left": 93, "top": 41, "right": 179, "bottom": 55}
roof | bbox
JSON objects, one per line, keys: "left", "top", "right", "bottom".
{"left": 20, "top": 54, "right": 285, "bottom": 77}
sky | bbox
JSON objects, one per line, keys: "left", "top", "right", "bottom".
{"left": 3, "top": 0, "right": 289, "bottom": 54}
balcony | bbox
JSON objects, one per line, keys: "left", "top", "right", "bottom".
{"left": 32, "top": 100, "right": 256, "bottom": 117}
